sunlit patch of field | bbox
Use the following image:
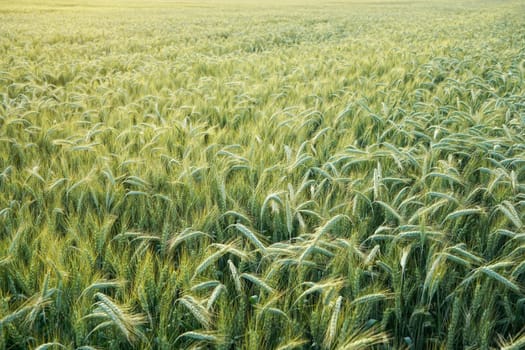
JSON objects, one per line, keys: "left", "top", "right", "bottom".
{"left": 0, "top": 0, "right": 524, "bottom": 349}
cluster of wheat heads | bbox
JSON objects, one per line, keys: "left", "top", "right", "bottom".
{"left": 1, "top": 0, "right": 525, "bottom": 349}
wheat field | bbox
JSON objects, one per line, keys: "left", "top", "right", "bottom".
{"left": 1, "top": 0, "right": 524, "bottom": 349}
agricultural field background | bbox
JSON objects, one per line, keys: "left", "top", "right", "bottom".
{"left": 1, "top": 0, "right": 525, "bottom": 349}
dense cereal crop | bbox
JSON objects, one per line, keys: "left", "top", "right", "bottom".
{"left": 1, "top": 0, "right": 525, "bottom": 348}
